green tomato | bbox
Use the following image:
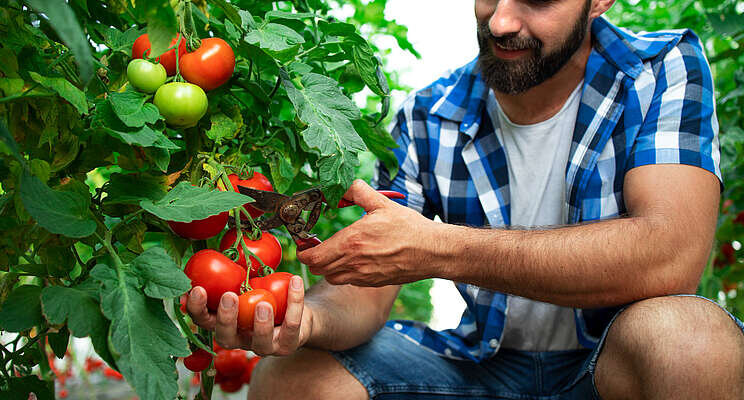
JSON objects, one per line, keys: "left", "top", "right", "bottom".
{"left": 126, "top": 59, "right": 167, "bottom": 93}
{"left": 153, "top": 82, "right": 208, "bottom": 128}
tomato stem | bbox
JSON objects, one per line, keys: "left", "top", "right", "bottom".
{"left": 173, "top": 297, "right": 216, "bottom": 356}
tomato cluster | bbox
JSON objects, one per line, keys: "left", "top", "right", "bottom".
{"left": 214, "top": 349, "right": 261, "bottom": 393}
{"left": 126, "top": 34, "right": 235, "bottom": 128}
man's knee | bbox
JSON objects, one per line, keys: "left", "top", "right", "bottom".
{"left": 596, "top": 296, "right": 744, "bottom": 398}
{"left": 247, "top": 348, "right": 368, "bottom": 400}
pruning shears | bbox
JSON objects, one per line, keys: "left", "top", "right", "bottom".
{"left": 236, "top": 186, "right": 405, "bottom": 251}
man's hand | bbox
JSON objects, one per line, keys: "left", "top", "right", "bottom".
{"left": 186, "top": 275, "right": 313, "bottom": 356}
{"left": 298, "top": 180, "right": 442, "bottom": 286}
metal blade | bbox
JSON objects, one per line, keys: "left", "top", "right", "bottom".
{"left": 237, "top": 186, "right": 288, "bottom": 213}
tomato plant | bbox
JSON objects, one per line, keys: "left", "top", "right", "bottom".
{"left": 237, "top": 289, "right": 278, "bottom": 331}
{"left": 180, "top": 37, "right": 236, "bottom": 91}
{"left": 228, "top": 172, "right": 273, "bottom": 218}
{"left": 220, "top": 229, "right": 282, "bottom": 277}
{"left": 250, "top": 272, "right": 294, "bottom": 325}
{"left": 131, "top": 33, "right": 187, "bottom": 76}
{"left": 184, "top": 249, "right": 247, "bottom": 311}
{"left": 126, "top": 59, "right": 167, "bottom": 93}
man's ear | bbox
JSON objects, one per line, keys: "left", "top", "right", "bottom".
{"left": 590, "top": 0, "right": 616, "bottom": 19}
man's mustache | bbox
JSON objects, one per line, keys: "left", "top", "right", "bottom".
{"left": 477, "top": 24, "right": 542, "bottom": 51}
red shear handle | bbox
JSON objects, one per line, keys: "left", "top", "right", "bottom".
{"left": 295, "top": 236, "right": 322, "bottom": 251}
{"left": 337, "top": 191, "right": 406, "bottom": 208}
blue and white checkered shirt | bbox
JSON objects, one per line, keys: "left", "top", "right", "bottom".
{"left": 375, "top": 17, "right": 721, "bottom": 362}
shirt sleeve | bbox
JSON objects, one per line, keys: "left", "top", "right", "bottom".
{"left": 626, "top": 32, "right": 722, "bottom": 186}
{"left": 372, "top": 96, "right": 436, "bottom": 219}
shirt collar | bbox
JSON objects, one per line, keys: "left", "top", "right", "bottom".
{"left": 430, "top": 16, "right": 685, "bottom": 138}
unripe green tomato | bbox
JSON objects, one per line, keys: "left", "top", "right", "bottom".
{"left": 153, "top": 82, "right": 208, "bottom": 128}
{"left": 126, "top": 59, "right": 167, "bottom": 93}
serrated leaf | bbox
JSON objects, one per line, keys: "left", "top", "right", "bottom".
{"left": 245, "top": 22, "right": 305, "bottom": 53}
{"left": 131, "top": 247, "right": 191, "bottom": 299}
{"left": 239, "top": 10, "right": 256, "bottom": 30}
{"left": 282, "top": 71, "right": 366, "bottom": 157}
{"left": 140, "top": 181, "right": 252, "bottom": 222}
{"left": 318, "top": 152, "right": 358, "bottom": 207}
{"left": 93, "top": 101, "right": 178, "bottom": 149}
{"left": 206, "top": 112, "right": 240, "bottom": 143}
{"left": 136, "top": 1, "right": 178, "bottom": 57}
{"left": 20, "top": 170, "right": 96, "bottom": 238}
{"left": 109, "top": 91, "right": 161, "bottom": 128}
{"left": 28, "top": 72, "right": 88, "bottom": 115}
{"left": 0, "top": 285, "right": 43, "bottom": 332}
{"left": 91, "top": 264, "right": 189, "bottom": 400}
{"left": 25, "top": 0, "right": 94, "bottom": 83}
{"left": 41, "top": 284, "right": 108, "bottom": 339}
{"left": 99, "top": 26, "right": 145, "bottom": 54}
{"left": 318, "top": 20, "right": 357, "bottom": 37}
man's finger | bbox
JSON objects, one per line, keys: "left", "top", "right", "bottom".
{"left": 342, "top": 180, "right": 389, "bottom": 213}
{"left": 276, "top": 276, "right": 304, "bottom": 354}
{"left": 187, "top": 287, "right": 216, "bottom": 330}
{"left": 251, "top": 302, "right": 275, "bottom": 355}
{"left": 214, "top": 292, "right": 240, "bottom": 349}
{"left": 297, "top": 236, "right": 345, "bottom": 268}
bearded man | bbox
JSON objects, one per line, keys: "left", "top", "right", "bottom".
{"left": 187, "top": 0, "right": 744, "bottom": 398}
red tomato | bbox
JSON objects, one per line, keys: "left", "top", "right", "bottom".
{"left": 219, "top": 377, "right": 244, "bottom": 393}
{"left": 219, "top": 230, "right": 282, "bottom": 278}
{"left": 240, "top": 356, "right": 261, "bottom": 384}
{"left": 214, "top": 349, "right": 249, "bottom": 378}
{"left": 103, "top": 367, "right": 123, "bottom": 380}
{"left": 237, "top": 289, "right": 277, "bottom": 331}
{"left": 227, "top": 172, "right": 273, "bottom": 218}
{"left": 179, "top": 38, "right": 235, "bottom": 91}
{"left": 183, "top": 348, "right": 212, "bottom": 372}
{"left": 249, "top": 272, "right": 294, "bottom": 325}
{"left": 168, "top": 211, "right": 228, "bottom": 240}
{"left": 131, "top": 34, "right": 187, "bottom": 76}
{"left": 185, "top": 249, "right": 247, "bottom": 312}
{"left": 59, "top": 389, "right": 69, "bottom": 398}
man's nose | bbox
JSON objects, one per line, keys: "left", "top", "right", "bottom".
{"left": 489, "top": 0, "right": 523, "bottom": 37}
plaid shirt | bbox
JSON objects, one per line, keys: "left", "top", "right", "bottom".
{"left": 375, "top": 17, "right": 721, "bottom": 362}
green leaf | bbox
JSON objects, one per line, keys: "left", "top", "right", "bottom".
{"left": 0, "top": 375, "right": 54, "bottom": 400}
{"left": 0, "top": 77, "right": 25, "bottom": 96}
{"left": 265, "top": 10, "right": 315, "bottom": 21}
{"left": 210, "top": 0, "right": 242, "bottom": 28}
{"left": 0, "top": 285, "right": 43, "bottom": 332}
{"left": 0, "top": 121, "right": 25, "bottom": 165}
{"left": 105, "top": 173, "right": 168, "bottom": 205}
{"left": 353, "top": 119, "right": 398, "bottom": 179}
{"left": 131, "top": 247, "right": 191, "bottom": 299}
{"left": 282, "top": 71, "right": 366, "bottom": 156}
{"left": 145, "top": 146, "right": 171, "bottom": 172}
{"left": 707, "top": 12, "right": 744, "bottom": 37}
{"left": 91, "top": 264, "right": 190, "bottom": 400}
{"left": 98, "top": 26, "right": 145, "bottom": 54}
{"left": 238, "top": 9, "right": 256, "bottom": 30}
{"left": 93, "top": 101, "right": 178, "bottom": 149}
{"left": 318, "top": 20, "right": 357, "bottom": 37}
{"left": 26, "top": 0, "right": 94, "bottom": 83}
{"left": 206, "top": 112, "right": 240, "bottom": 143}
{"left": 109, "top": 91, "right": 161, "bottom": 128}
{"left": 348, "top": 42, "right": 388, "bottom": 97}
{"left": 47, "top": 326, "right": 70, "bottom": 359}
{"left": 136, "top": 0, "right": 178, "bottom": 57}
{"left": 245, "top": 22, "right": 305, "bottom": 53}
{"left": 318, "top": 152, "right": 358, "bottom": 207}
{"left": 140, "top": 181, "right": 252, "bottom": 222}
{"left": 20, "top": 170, "right": 96, "bottom": 238}
{"left": 113, "top": 219, "right": 147, "bottom": 253}
{"left": 28, "top": 72, "right": 88, "bottom": 115}
{"left": 42, "top": 283, "right": 109, "bottom": 339}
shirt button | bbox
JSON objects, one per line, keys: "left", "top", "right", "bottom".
{"left": 444, "top": 348, "right": 453, "bottom": 356}
{"left": 393, "top": 323, "right": 403, "bottom": 331}
{"left": 489, "top": 339, "right": 498, "bottom": 348}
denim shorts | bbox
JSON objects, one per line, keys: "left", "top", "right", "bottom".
{"left": 331, "top": 295, "right": 744, "bottom": 399}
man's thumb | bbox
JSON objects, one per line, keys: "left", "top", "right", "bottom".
{"left": 341, "top": 180, "right": 389, "bottom": 212}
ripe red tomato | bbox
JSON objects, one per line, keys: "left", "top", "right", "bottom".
{"left": 131, "top": 33, "right": 187, "bottom": 76}
{"left": 214, "top": 349, "right": 249, "bottom": 378}
{"left": 219, "top": 377, "right": 244, "bottom": 393}
{"left": 183, "top": 348, "right": 212, "bottom": 372}
{"left": 168, "top": 211, "right": 228, "bottom": 240}
{"left": 227, "top": 172, "right": 273, "bottom": 218}
{"left": 185, "top": 249, "right": 247, "bottom": 311}
{"left": 179, "top": 38, "right": 236, "bottom": 91}
{"left": 249, "top": 272, "right": 294, "bottom": 326}
{"left": 237, "top": 289, "right": 277, "bottom": 331}
{"left": 219, "top": 230, "right": 282, "bottom": 278}
{"left": 241, "top": 356, "right": 261, "bottom": 384}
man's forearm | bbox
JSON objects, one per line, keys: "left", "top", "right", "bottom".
{"left": 434, "top": 214, "right": 713, "bottom": 308}
{"left": 303, "top": 280, "right": 400, "bottom": 351}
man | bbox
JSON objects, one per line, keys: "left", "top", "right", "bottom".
{"left": 187, "top": 0, "right": 744, "bottom": 398}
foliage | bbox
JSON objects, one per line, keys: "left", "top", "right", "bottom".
{"left": 0, "top": 0, "right": 428, "bottom": 398}
{"left": 608, "top": 0, "right": 744, "bottom": 320}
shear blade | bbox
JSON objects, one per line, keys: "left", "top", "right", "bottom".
{"left": 237, "top": 186, "right": 288, "bottom": 213}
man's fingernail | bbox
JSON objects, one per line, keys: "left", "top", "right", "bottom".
{"left": 191, "top": 289, "right": 202, "bottom": 301}
{"left": 220, "top": 295, "right": 235, "bottom": 309}
{"left": 291, "top": 276, "right": 303, "bottom": 290}
{"left": 256, "top": 304, "right": 270, "bottom": 321}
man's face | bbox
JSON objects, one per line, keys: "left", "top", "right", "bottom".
{"left": 475, "top": 0, "right": 592, "bottom": 94}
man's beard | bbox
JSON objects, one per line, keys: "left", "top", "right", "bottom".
{"left": 477, "top": 0, "right": 591, "bottom": 95}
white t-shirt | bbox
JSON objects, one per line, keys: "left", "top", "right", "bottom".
{"left": 491, "top": 82, "right": 584, "bottom": 351}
